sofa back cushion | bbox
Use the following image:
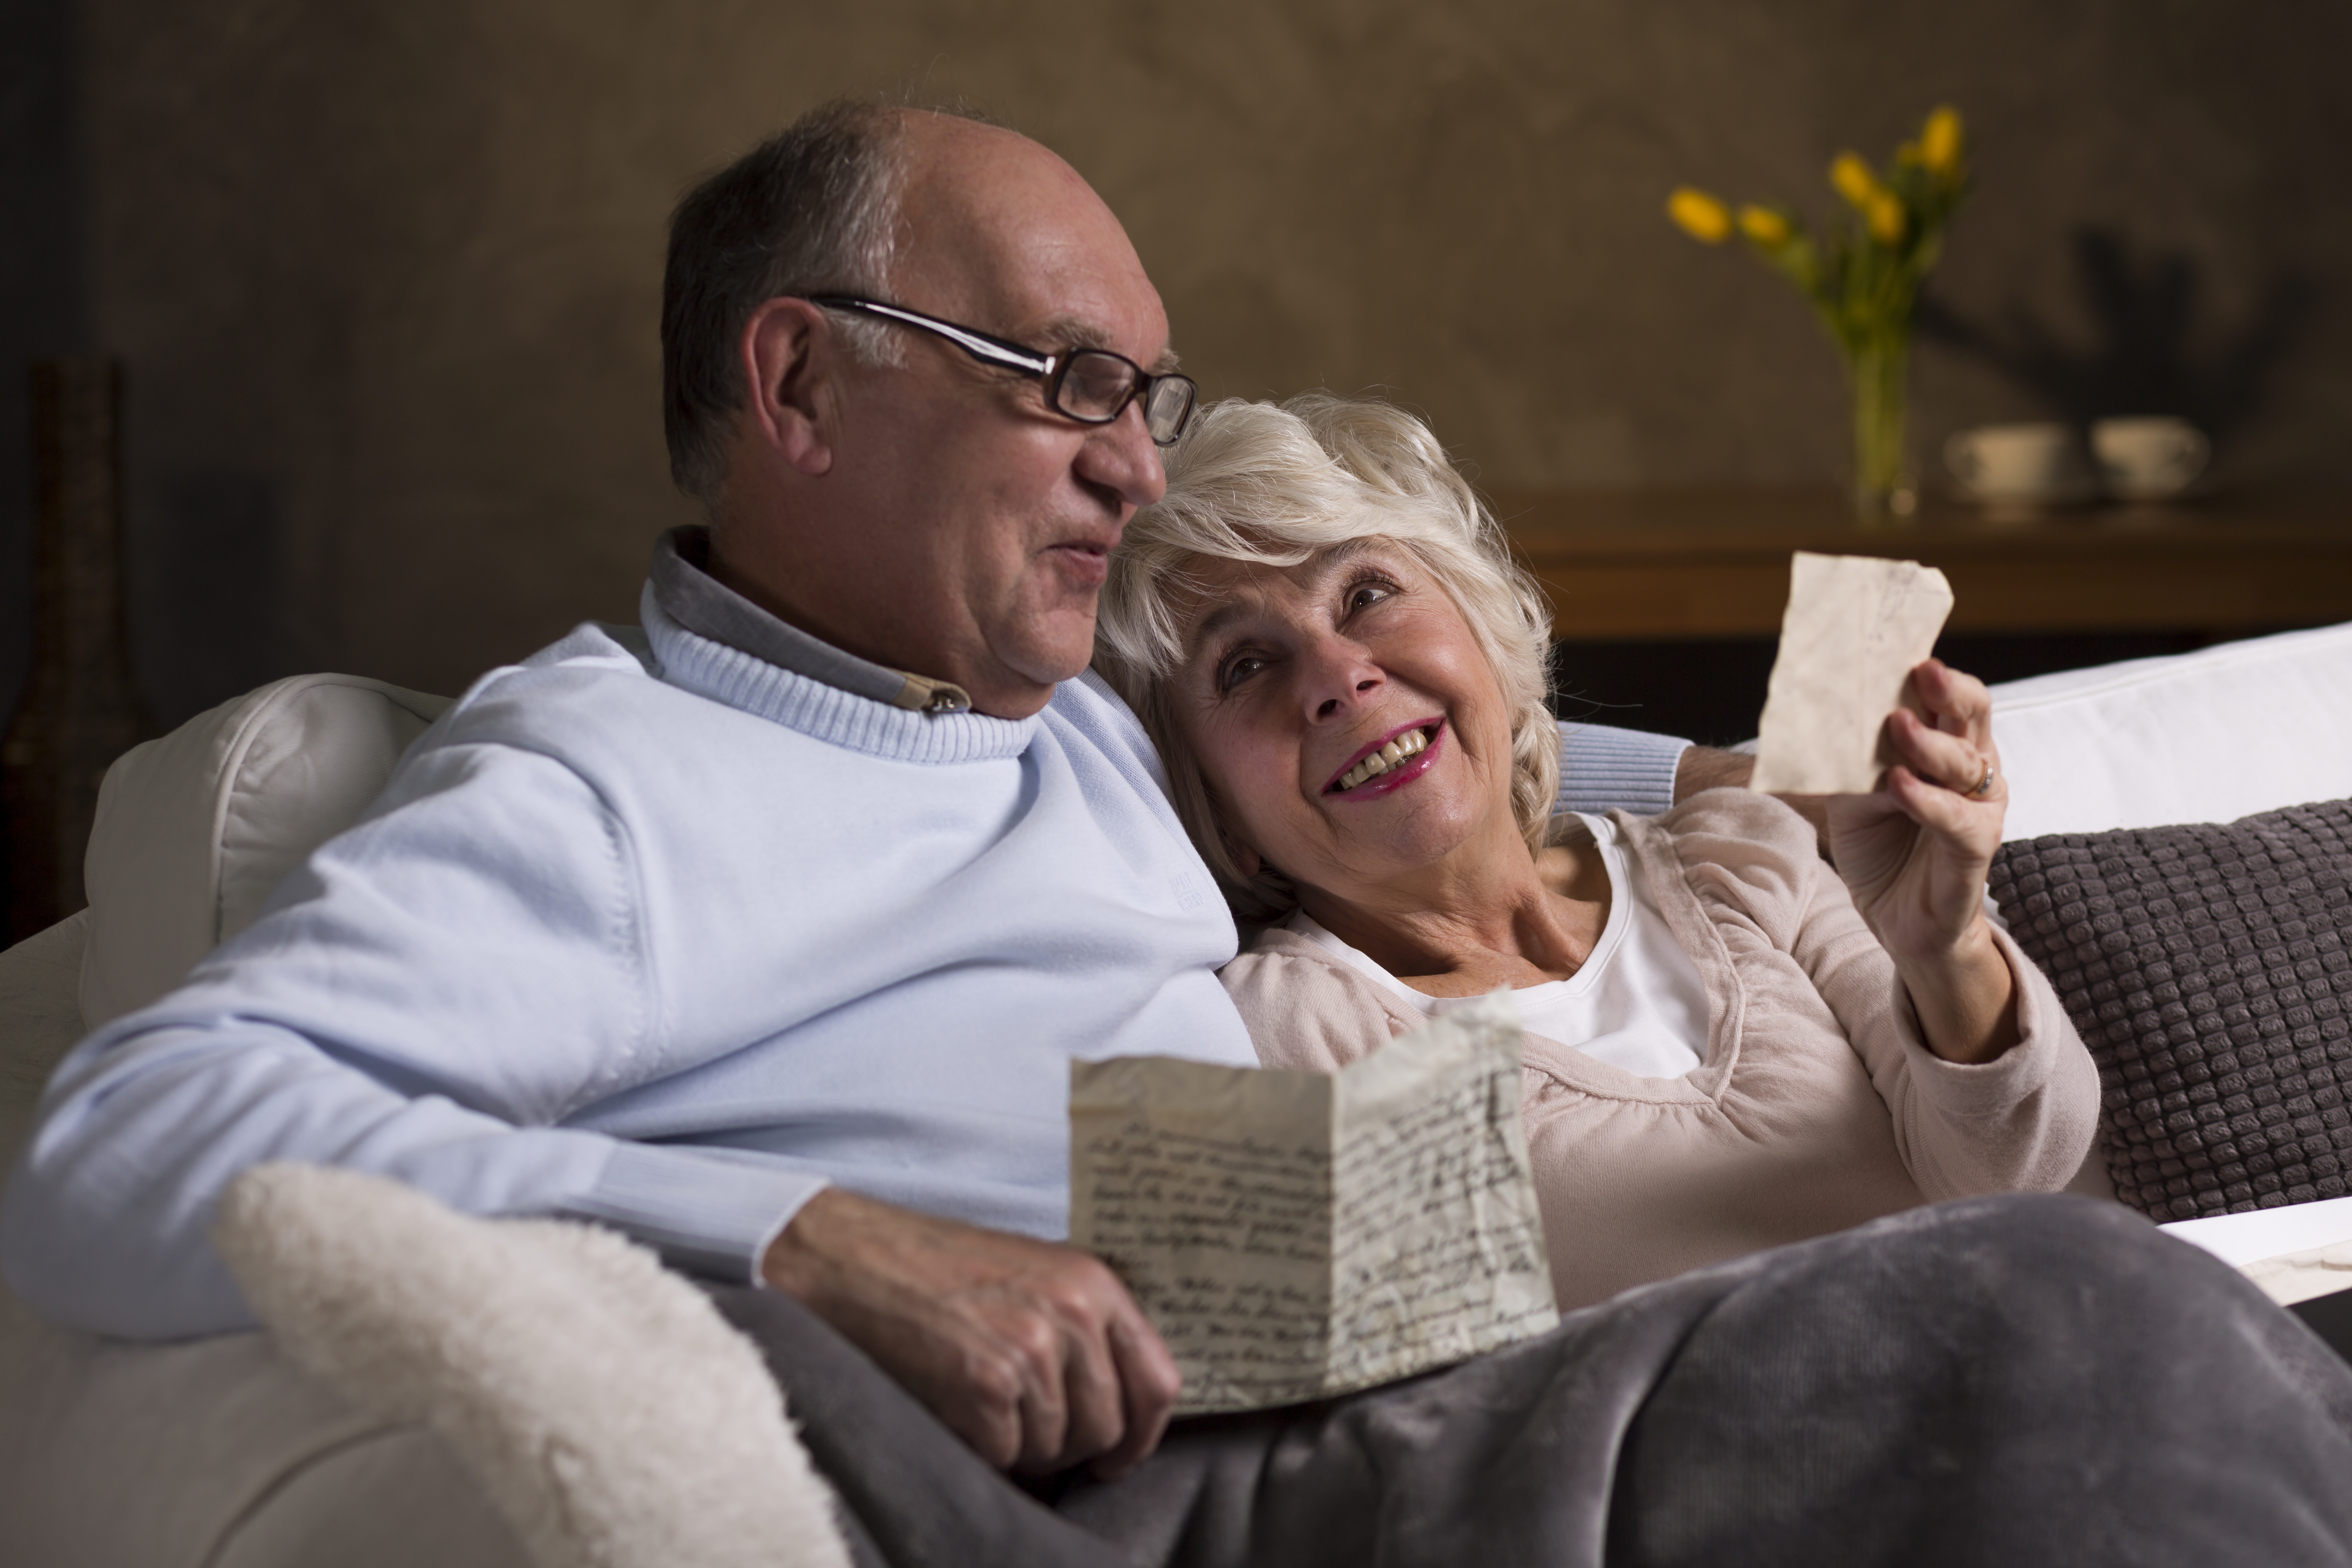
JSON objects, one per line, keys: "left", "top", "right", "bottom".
{"left": 1991, "top": 620, "right": 2352, "bottom": 842}
{"left": 79, "top": 675, "right": 451, "bottom": 1029}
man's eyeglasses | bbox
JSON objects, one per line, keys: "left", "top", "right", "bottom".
{"left": 809, "top": 295, "right": 1198, "bottom": 447}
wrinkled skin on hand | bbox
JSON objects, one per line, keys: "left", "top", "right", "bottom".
{"left": 1826, "top": 658, "right": 2020, "bottom": 1063}
{"left": 760, "top": 1186, "right": 1180, "bottom": 1479}
{"left": 1827, "top": 659, "right": 2004, "bottom": 956}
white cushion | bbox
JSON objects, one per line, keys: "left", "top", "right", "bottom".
{"left": 214, "top": 1165, "right": 853, "bottom": 1568}
{"left": 79, "top": 674, "right": 450, "bottom": 1029}
{"left": 1991, "top": 621, "right": 2352, "bottom": 842}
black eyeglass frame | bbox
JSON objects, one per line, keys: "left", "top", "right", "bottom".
{"left": 808, "top": 294, "right": 1197, "bottom": 447}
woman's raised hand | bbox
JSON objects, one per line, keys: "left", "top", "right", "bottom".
{"left": 1826, "top": 659, "right": 2019, "bottom": 1062}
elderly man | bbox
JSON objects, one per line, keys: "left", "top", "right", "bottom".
{"left": 9, "top": 102, "right": 2352, "bottom": 1564}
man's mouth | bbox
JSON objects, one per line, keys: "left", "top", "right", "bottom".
{"left": 1326, "top": 720, "right": 1443, "bottom": 794}
{"left": 1046, "top": 541, "right": 1113, "bottom": 587}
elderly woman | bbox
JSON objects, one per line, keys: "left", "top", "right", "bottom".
{"left": 1091, "top": 393, "right": 2101, "bottom": 1310}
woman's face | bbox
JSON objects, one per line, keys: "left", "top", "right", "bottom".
{"left": 1168, "top": 540, "right": 1521, "bottom": 904}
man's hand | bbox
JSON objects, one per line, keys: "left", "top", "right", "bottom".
{"left": 1674, "top": 744, "right": 1832, "bottom": 846}
{"left": 760, "top": 1187, "right": 1179, "bottom": 1479}
{"left": 1672, "top": 744, "right": 1754, "bottom": 800}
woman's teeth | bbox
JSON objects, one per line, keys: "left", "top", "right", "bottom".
{"left": 1334, "top": 727, "right": 1431, "bottom": 792}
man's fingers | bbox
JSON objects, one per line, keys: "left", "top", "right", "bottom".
{"left": 1045, "top": 1327, "right": 1130, "bottom": 1474}
{"left": 1006, "top": 1275, "right": 1127, "bottom": 1474}
{"left": 1092, "top": 1311, "right": 1180, "bottom": 1479}
{"left": 1024, "top": 1323, "right": 1133, "bottom": 1478}
{"left": 1041, "top": 1264, "right": 1172, "bottom": 1475}
{"left": 935, "top": 1347, "right": 1029, "bottom": 1470}
{"left": 998, "top": 1311, "right": 1075, "bottom": 1473}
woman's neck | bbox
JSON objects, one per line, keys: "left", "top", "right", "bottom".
{"left": 1296, "top": 825, "right": 1611, "bottom": 998}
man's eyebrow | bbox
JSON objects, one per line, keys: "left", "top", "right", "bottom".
{"left": 1038, "top": 315, "right": 1114, "bottom": 351}
{"left": 1038, "top": 315, "right": 1179, "bottom": 373}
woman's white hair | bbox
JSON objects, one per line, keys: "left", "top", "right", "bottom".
{"left": 1093, "top": 393, "right": 1558, "bottom": 923}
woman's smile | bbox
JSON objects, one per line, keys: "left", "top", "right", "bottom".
{"left": 1325, "top": 718, "right": 1446, "bottom": 797}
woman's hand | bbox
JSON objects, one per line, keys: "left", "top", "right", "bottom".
{"left": 1826, "top": 659, "right": 2019, "bottom": 1064}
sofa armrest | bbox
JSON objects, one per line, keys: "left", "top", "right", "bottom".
{"left": 0, "top": 912, "right": 90, "bottom": 1172}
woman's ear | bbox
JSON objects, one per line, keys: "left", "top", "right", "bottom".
{"left": 739, "top": 297, "right": 836, "bottom": 477}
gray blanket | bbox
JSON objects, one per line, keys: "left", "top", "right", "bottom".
{"left": 713, "top": 1194, "right": 2352, "bottom": 1567}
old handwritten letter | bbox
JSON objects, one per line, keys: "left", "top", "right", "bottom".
{"left": 1068, "top": 997, "right": 1558, "bottom": 1415}
{"left": 1750, "top": 551, "right": 1955, "bottom": 794}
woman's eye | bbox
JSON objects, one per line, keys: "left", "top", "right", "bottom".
{"left": 1218, "top": 653, "right": 1266, "bottom": 692}
{"left": 1346, "top": 580, "right": 1397, "bottom": 613}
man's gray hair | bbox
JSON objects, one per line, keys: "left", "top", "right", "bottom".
{"left": 1092, "top": 394, "right": 1560, "bottom": 923}
{"left": 661, "top": 100, "right": 909, "bottom": 508}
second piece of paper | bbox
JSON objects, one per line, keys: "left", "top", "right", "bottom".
{"left": 1750, "top": 551, "right": 1953, "bottom": 794}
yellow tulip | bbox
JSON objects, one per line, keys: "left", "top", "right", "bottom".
{"left": 1922, "top": 105, "right": 1964, "bottom": 176}
{"left": 1737, "top": 204, "right": 1791, "bottom": 247}
{"left": 1667, "top": 187, "right": 1733, "bottom": 244}
{"left": 1865, "top": 190, "right": 1907, "bottom": 245}
{"left": 1830, "top": 151, "right": 1878, "bottom": 209}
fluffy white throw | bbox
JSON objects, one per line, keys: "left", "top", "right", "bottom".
{"left": 213, "top": 1163, "right": 854, "bottom": 1568}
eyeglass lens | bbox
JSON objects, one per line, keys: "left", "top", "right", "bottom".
{"left": 1055, "top": 353, "right": 1137, "bottom": 420}
{"left": 1141, "top": 377, "right": 1196, "bottom": 445}
{"left": 1054, "top": 350, "right": 1196, "bottom": 445}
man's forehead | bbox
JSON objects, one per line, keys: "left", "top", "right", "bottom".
{"left": 894, "top": 118, "right": 1169, "bottom": 363}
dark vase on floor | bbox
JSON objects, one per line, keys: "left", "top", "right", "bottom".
{"left": 2, "top": 359, "right": 151, "bottom": 945}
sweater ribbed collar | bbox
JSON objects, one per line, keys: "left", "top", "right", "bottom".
{"left": 642, "top": 526, "right": 1038, "bottom": 765}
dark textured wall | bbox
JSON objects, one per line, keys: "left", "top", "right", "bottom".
{"left": 0, "top": 0, "right": 88, "bottom": 727}
{"left": 12, "top": 0, "right": 2350, "bottom": 720}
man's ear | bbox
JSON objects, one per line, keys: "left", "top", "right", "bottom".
{"left": 739, "top": 298, "right": 837, "bottom": 478}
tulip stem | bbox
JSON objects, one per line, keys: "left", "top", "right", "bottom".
{"left": 1849, "top": 330, "right": 1914, "bottom": 522}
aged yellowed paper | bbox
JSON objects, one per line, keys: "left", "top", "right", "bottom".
{"left": 1069, "top": 997, "right": 1557, "bottom": 1415}
{"left": 1750, "top": 551, "right": 1955, "bottom": 795}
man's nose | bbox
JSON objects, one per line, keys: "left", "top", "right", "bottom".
{"left": 1301, "top": 635, "right": 1383, "bottom": 722}
{"left": 1074, "top": 400, "right": 1167, "bottom": 509}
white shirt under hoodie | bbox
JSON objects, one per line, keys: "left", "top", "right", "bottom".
{"left": 0, "top": 528, "right": 1691, "bottom": 1340}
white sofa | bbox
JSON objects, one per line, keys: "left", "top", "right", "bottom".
{"left": 10, "top": 626, "right": 2352, "bottom": 1564}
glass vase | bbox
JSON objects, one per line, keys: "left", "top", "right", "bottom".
{"left": 1846, "top": 329, "right": 1916, "bottom": 523}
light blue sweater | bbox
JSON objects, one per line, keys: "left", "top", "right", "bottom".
{"left": 2, "top": 541, "right": 1688, "bottom": 1340}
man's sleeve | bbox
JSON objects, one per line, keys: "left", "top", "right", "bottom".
{"left": 0, "top": 739, "right": 824, "bottom": 1340}
{"left": 1555, "top": 721, "right": 1693, "bottom": 818}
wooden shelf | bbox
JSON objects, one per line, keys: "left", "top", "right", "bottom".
{"left": 1489, "top": 488, "right": 2352, "bottom": 641}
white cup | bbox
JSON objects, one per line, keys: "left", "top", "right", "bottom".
{"left": 2091, "top": 416, "right": 2208, "bottom": 500}
{"left": 1944, "top": 422, "right": 2088, "bottom": 504}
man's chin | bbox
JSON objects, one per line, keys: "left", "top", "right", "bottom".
{"left": 1018, "top": 602, "right": 1102, "bottom": 676}
{"left": 958, "top": 645, "right": 1087, "bottom": 720}
{"left": 954, "top": 592, "right": 1101, "bottom": 717}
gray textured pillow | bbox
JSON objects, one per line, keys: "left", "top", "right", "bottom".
{"left": 1989, "top": 800, "right": 2352, "bottom": 1221}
